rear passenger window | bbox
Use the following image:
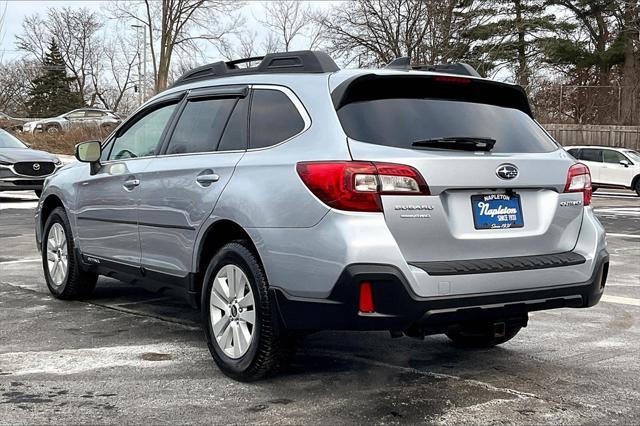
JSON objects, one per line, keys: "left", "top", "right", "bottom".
{"left": 218, "top": 97, "right": 249, "bottom": 152}
{"left": 249, "top": 89, "right": 305, "bottom": 149}
{"left": 580, "top": 149, "right": 602, "bottom": 162}
{"left": 603, "top": 150, "right": 625, "bottom": 164}
{"left": 166, "top": 97, "right": 236, "bottom": 155}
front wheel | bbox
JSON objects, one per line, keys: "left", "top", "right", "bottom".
{"left": 446, "top": 322, "right": 522, "bottom": 348}
{"left": 42, "top": 207, "right": 97, "bottom": 299}
{"left": 202, "top": 240, "right": 294, "bottom": 381}
{"left": 634, "top": 180, "right": 640, "bottom": 197}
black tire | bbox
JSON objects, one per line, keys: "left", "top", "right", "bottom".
{"left": 42, "top": 207, "right": 97, "bottom": 300}
{"left": 591, "top": 186, "right": 598, "bottom": 193}
{"left": 201, "top": 240, "right": 294, "bottom": 381}
{"left": 34, "top": 190, "right": 42, "bottom": 198}
{"left": 634, "top": 179, "right": 640, "bottom": 197}
{"left": 446, "top": 323, "right": 521, "bottom": 348}
{"left": 45, "top": 124, "right": 61, "bottom": 134}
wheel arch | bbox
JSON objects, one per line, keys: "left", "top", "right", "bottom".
{"left": 40, "top": 194, "right": 65, "bottom": 231}
{"left": 193, "top": 219, "right": 264, "bottom": 303}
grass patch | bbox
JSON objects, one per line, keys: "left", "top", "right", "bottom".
{"left": 14, "top": 128, "right": 108, "bottom": 156}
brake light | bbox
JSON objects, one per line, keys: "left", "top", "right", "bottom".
{"left": 564, "top": 163, "right": 592, "bottom": 205}
{"left": 434, "top": 76, "right": 471, "bottom": 85}
{"left": 296, "top": 161, "right": 430, "bottom": 212}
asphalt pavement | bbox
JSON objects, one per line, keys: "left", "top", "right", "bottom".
{"left": 0, "top": 189, "right": 638, "bottom": 424}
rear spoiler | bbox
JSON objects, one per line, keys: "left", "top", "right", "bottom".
{"left": 331, "top": 73, "right": 533, "bottom": 118}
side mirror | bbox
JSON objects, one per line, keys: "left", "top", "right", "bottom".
{"left": 619, "top": 160, "right": 631, "bottom": 167}
{"left": 75, "top": 140, "right": 101, "bottom": 163}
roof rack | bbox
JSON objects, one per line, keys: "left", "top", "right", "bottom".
{"left": 385, "top": 57, "right": 481, "bottom": 77}
{"left": 172, "top": 50, "right": 340, "bottom": 87}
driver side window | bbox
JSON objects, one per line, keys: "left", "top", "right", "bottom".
{"left": 109, "top": 103, "right": 177, "bottom": 161}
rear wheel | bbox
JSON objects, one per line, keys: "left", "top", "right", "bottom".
{"left": 446, "top": 322, "right": 521, "bottom": 348}
{"left": 202, "top": 240, "right": 294, "bottom": 381}
{"left": 634, "top": 179, "right": 640, "bottom": 197}
{"left": 42, "top": 207, "right": 97, "bottom": 299}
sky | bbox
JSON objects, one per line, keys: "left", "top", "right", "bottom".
{"left": 0, "top": 1, "right": 337, "bottom": 64}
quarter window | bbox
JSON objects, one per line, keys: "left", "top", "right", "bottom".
{"left": 166, "top": 97, "right": 236, "bottom": 155}
{"left": 109, "top": 102, "right": 177, "bottom": 160}
{"left": 249, "top": 89, "right": 305, "bottom": 149}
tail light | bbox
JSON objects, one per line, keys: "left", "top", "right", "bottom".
{"left": 358, "top": 281, "right": 375, "bottom": 313}
{"left": 564, "top": 163, "right": 592, "bottom": 205}
{"left": 296, "top": 161, "right": 429, "bottom": 212}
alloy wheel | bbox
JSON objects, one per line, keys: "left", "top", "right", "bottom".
{"left": 209, "top": 264, "right": 256, "bottom": 359}
{"left": 46, "top": 223, "right": 68, "bottom": 286}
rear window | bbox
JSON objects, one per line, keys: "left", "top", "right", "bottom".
{"left": 337, "top": 98, "right": 558, "bottom": 154}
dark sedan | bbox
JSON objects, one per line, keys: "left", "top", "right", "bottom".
{"left": 0, "top": 129, "right": 62, "bottom": 197}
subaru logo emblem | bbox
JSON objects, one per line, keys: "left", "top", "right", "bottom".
{"left": 496, "top": 164, "right": 518, "bottom": 180}
{"left": 33, "top": 163, "right": 40, "bottom": 171}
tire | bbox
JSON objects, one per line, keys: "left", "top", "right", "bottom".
{"left": 42, "top": 207, "right": 97, "bottom": 300}
{"left": 591, "top": 186, "right": 598, "bottom": 193}
{"left": 446, "top": 322, "right": 521, "bottom": 348}
{"left": 34, "top": 190, "right": 42, "bottom": 198}
{"left": 201, "top": 240, "right": 294, "bottom": 381}
{"left": 46, "top": 125, "right": 61, "bottom": 134}
{"left": 634, "top": 179, "right": 640, "bottom": 197}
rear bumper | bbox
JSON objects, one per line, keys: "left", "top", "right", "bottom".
{"left": 271, "top": 249, "right": 609, "bottom": 332}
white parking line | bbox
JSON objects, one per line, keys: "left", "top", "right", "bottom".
{"left": 601, "top": 295, "right": 640, "bottom": 307}
{"left": 0, "top": 258, "right": 40, "bottom": 264}
{"left": 607, "top": 233, "right": 640, "bottom": 239}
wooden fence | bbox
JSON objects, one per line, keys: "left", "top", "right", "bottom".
{"left": 542, "top": 124, "right": 640, "bottom": 151}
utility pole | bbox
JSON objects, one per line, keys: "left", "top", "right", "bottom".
{"left": 142, "top": 26, "right": 147, "bottom": 102}
{"left": 132, "top": 24, "right": 143, "bottom": 107}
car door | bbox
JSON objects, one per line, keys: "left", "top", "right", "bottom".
{"left": 599, "top": 149, "right": 633, "bottom": 187}
{"left": 138, "top": 86, "right": 249, "bottom": 277}
{"left": 75, "top": 97, "right": 182, "bottom": 267}
{"left": 577, "top": 148, "right": 603, "bottom": 183}
{"left": 64, "top": 110, "right": 87, "bottom": 131}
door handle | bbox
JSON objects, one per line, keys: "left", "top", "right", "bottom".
{"left": 123, "top": 178, "right": 140, "bottom": 191}
{"left": 196, "top": 173, "right": 220, "bottom": 186}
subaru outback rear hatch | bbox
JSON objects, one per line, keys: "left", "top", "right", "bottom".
{"left": 331, "top": 72, "right": 586, "bottom": 262}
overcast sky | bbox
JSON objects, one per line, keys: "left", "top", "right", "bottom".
{"left": 0, "top": 1, "right": 336, "bottom": 64}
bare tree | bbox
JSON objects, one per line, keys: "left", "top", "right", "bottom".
{"left": 110, "top": 0, "right": 243, "bottom": 93}
{"left": 93, "top": 33, "right": 138, "bottom": 113}
{"left": 256, "top": 1, "right": 312, "bottom": 52}
{"left": 319, "top": 0, "right": 486, "bottom": 67}
{"left": 17, "top": 8, "right": 103, "bottom": 105}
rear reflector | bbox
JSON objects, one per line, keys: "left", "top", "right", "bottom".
{"left": 433, "top": 75, "right": 471, "bottom": 85}
{"left": 359, "top": 281, "right": 375, "bottom": 313}
{"left": 296, "top": 161, "right": 429, "bottom": 212}
{"left": 564, "top": 163, "right": 592, "bottom": 205}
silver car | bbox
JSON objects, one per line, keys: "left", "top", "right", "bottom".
{"left": 35, "top": 51, "right": 609, "bottom": 381}
{"left": 0, "top": 129, "right": 62, "bottom": 197}
{"left": 22, "top": 108, "right": 121, "bottom": 134}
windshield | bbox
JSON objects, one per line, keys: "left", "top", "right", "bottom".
{"left": 0, "top": 130, "right": 27, "bottom": 149}
{"left": 624, "top": 150, "right": 640, "bottom": 162}
{"left": 337, "top": 99, "right": 559, "bottom": 154}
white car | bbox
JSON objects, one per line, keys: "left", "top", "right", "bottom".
{"left": 22, "top": 108, "right": 121, "bottom": 134}
{"left": 566, "top": 146, "right": 640, "bottom": 196}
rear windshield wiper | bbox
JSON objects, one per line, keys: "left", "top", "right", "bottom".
{"left": 412, "top": 137, "right": 496, "bottom": 151}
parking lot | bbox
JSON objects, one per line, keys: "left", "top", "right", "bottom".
{"left": 0, "top": 190, "right": 638, "bottom": 424}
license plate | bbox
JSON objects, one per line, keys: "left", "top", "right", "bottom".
{"left": 471, "top": 193, "right": 524, "bottom": 230}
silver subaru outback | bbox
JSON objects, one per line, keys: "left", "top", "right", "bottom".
{"left": 35, "top": 51, "right": 609, "bottom": 381}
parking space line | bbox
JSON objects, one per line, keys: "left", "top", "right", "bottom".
{"left": 0, "top": 258, "right": 40, "bottom": 264}
{"left": 606, "top": 233, "right": 640, "bottom": 239}
{"left": 601, "top": 295, "right": 640, "bottom": 307}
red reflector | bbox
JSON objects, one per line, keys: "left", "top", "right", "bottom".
{"left": 434, "top": 75, "right": 471, "bottom": 85}
{"left": 359, "top": 281, "right": 375, "bottom": 313}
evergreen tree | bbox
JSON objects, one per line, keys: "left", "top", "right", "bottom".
{"left": 466, "top": 0, "right": 567, "bottom": 87}
{"left": 26, "top": 38, "right": 84, "bottom": 117}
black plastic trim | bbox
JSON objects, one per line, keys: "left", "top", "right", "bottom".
{"left": 76, "top": 216, "right": 196, "bottom": 231}
{"left": 271, "top": 250, "right": 608, "bottom": 332}
{"left": 410, "top": 252, "right": 586, "bottom": 276}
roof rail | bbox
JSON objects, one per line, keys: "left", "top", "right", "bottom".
{"left": 172, "top": 50, "right": 340, "bottom": 87}
{"left": 384, "top": 57, "right": 481, "bottom": 77}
